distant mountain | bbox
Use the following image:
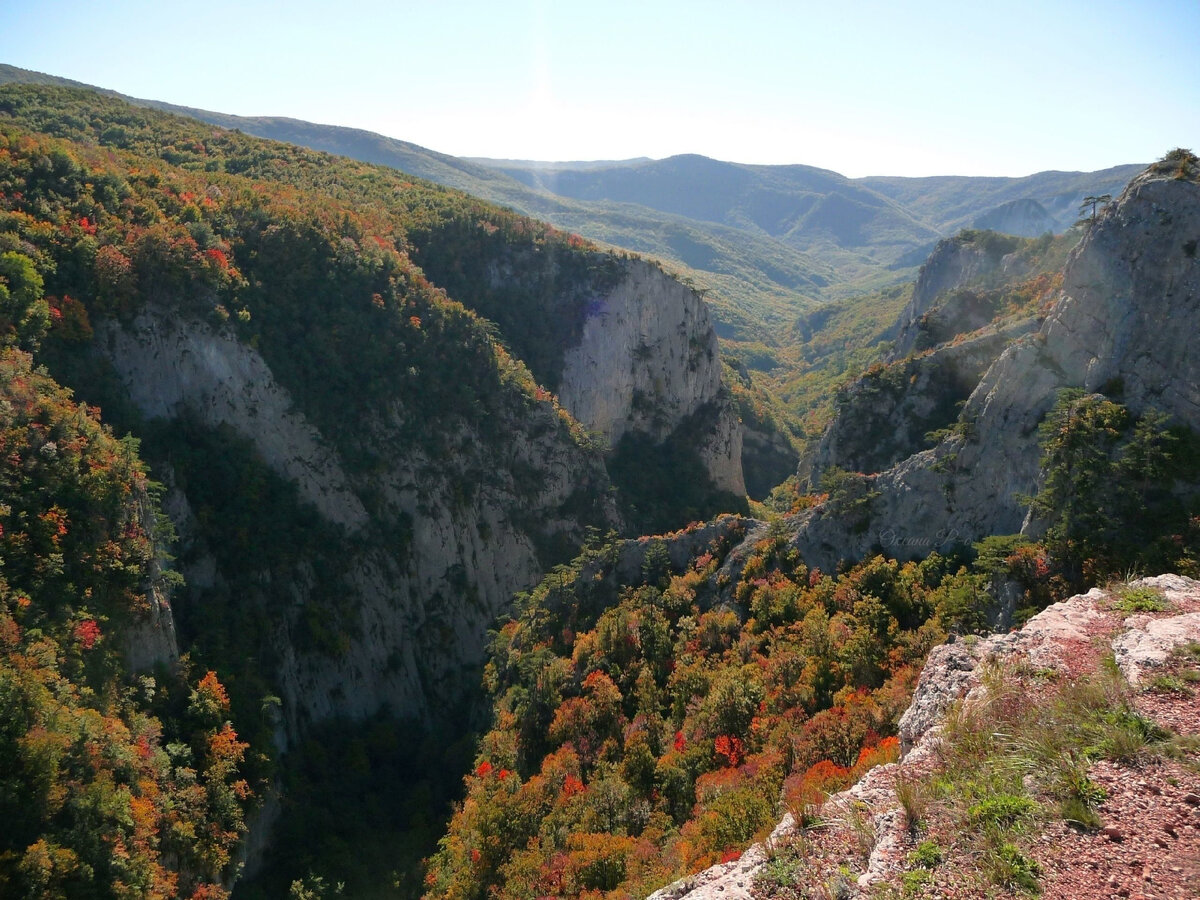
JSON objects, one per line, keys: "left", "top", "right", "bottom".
{"left": 859, "top": 165, "right": 1143, "bottom": 233}
{"left": 480, "top": 153, "right": 942, "bottom": 260}
{"left": 481, "top": 154, "right": 1144, "bottom": 260}
{"left": 0, "top": 63, "right": 1145, "bottom": 363}
{"left": 466, "top": 156, "right": 654, "bottom": 170}
{"left": 970, "top": 197, "right": 1059, "bottom": 236}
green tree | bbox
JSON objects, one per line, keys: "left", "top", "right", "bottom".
{"left": 0, "top": 251, "right": 49, "bottom": 349}
{"left": 1076, "top": 194, "right": 1112, "bottom": 226}
{"left": 820, "top": 466, "right": 880, "bottom": 534}
{"left": 1028, "top": 391, "right": 1127, "bottom": 576}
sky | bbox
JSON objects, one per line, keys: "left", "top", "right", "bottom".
{"left": 4, "top": 0, "right": 1199, "bottom": 177}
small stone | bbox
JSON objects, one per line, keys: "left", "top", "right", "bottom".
{"left": 1164, "top": 824, "right": 1178, "bottom": 838}
{"left": 1184, "top": 792, "right": 1200, "bottom": 806}
{"left": 1103, "top": 826, "right": 1125, "bottom": 842}
{"left": 1153, "top": 837, "right": 1169, "bottom": 848}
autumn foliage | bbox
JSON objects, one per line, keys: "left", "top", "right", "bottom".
{"left": 424, "top": 530, "right": 946, "bottom": 900}
{"left": 0, "top": 351, "right": 251, "bottom": 898}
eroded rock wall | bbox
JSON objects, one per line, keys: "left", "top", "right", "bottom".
{"left": 103, "top": 308, "right": 616, "bottom": 738}
{"left": 893, "top": 233, "right": 1029, "bottom": 358}
{"left": 559, "top": 258, "right": 746, "bottom": 495}
{"left": 792, "top": 169, "right": 1200, "bottom": 571}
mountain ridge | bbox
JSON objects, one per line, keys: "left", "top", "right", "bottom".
{"left": 794, "top": 156, "right": 1200, "bottom": 572}
{"left": 0, "top": 63, "right": 1143, "bottom": 365}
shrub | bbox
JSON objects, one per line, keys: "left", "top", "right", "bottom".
{"left": 1112, "top": 585, "right": 1167, "bottom": 613}
{"left": 985, "top": 843, "right": 1041, "bottom": 893}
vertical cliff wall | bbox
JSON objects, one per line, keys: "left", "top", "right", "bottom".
{"left": 793, "top": 165, "right": 1200, "bottom": 570}
{"left": 98, "top": 250, "right": 748, "bottom": 738}
{"left": 101, "top": 308, "right": 616, "bottom": 736}
{"left": 892, "top": 231, "right": 1030, "bottom": 358}
{"left": 558, "top": 257, "right": 746, "bottom": 496}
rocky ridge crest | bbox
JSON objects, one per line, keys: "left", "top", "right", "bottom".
{"left": 794, "top": 165, "right": 1200, "bottom": 571}
{"left": 892, "top": 232, "right": 1030, "bottom": 359}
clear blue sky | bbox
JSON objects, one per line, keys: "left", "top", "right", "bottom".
{"left": 5, "top": 0, "right": 1198, "bottom": 177}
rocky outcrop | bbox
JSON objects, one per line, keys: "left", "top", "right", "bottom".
{"left": 908, "top": 287, "right": 1037, "bottom": 354}
{"left": 1112, "top": 574, "right": 1200, "bottom": 685}
{"left": 802, "top": 320, "right": 1035, "bottom": 482}
{"left": 694, "top": 404, "right": 746, "bottom": 496}
{"left": 892, "top": 232, "right": 1029, "bottom": 358}
{"left": 792, "top": 166, "right": 1200, "bottom": 571}
{"left": 120, "top": 488, "right": 182, "bottom": 672}
{"left": 101, "top": 307, "right": 617, "bottom": 739}
{"left": 559, "top": 258, "right": 745, "bottom": 495}
{"left": 654, "top": 575, "right": 1200, "bottom": 900}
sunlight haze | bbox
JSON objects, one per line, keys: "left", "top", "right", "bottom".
{"left": 6, "top": 0, "right": 1199, "bottom": 176}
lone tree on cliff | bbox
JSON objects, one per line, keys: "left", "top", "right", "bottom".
{"left": 1077, "top": 193, "right": 1113, "bottom": 226}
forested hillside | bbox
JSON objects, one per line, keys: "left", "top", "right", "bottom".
{"left": 0, "top": 64, "right": 1141, "bottom": 453}
{"left": 0, "top": 347, "right": 250, "bottom": 896}
{"left": 0, "top": 68, "right": 1196, "bottom": 900}
{"left": 0, "top": 82, "right": 757, "bottom": 896}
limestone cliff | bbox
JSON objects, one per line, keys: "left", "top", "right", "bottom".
{"left": 99, "top": 253, "right": 745, "bottom": 736}
{"left": 802, "top": 319, "right": 1036, "bottom": 481}
{"left": 104, "top": 309, "right": 370, "bottom": 532}
{"left": 793, "top": 164, "right": 1200, "bottom": 571}
{"left": 102, "top": 308, "right": 616, "bottom": 737}
{"left": 559, "top": 258, "right": 746, "bottom": 495}
{"left": 892, "top": 231, "right": 1029, "bottom": 358}
{"left": 118, "top": 481, "right": 183, "bottom": 673}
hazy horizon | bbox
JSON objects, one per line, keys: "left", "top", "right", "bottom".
{"left": 5, "top": 0, "right": 1198, "bottom": 178}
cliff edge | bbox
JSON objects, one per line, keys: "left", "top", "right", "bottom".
{"left": 794, "top": 161, "right": 1200, "bottom": 571}
{"left": 650, "top": 574, "right": 1200, "bottom": 900}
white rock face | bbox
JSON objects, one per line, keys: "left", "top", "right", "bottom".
{"left": 120, "top": 489, "right": 182, "bottom": 672}
{"left": 1113, "top": 612, "right": 1200, "bottom": 685}
{"left": 893, "top": 235, "right": 1029, "bottom": 358}
{"left": 265, "top": 406, "right": 613, "bottom": 729}
{"left": 697, "top": 404, "right": 746, "bottom": 496}
{"left": 1112, "top": 574, "right": 1200, "bottom": 684}
{"left": 793, "top": 169, "right": 1200, "bottom": 571}
{"left": 104, "top": 309, "right": 369, "bottom": 532}
{"left": 100, "top": 307, "right": 615, "bottom": 736}
{"left": 559, "top": 258, "right": 746, "bottom": 495}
